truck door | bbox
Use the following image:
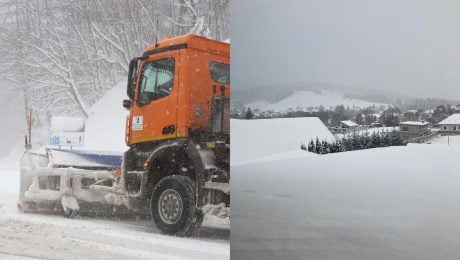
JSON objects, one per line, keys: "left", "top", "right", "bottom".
{"left": 130, "top": 51, "right": 180, "bottom": 144}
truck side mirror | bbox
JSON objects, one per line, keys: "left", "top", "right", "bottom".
{"left": 127, "top": 57, "right": 144, "bottom": 100}
{"left": 122, "top": 99, "right": 132, "bottom": 109}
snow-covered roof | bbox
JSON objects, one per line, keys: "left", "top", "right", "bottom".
{"left": 439, "top": 114, "right": 460, "bottom": 125}
{"left": 400, "top": 121, "right": 429, "bottom": 126}
{"left": 340, "top": 120, "right": 358, "bottom": 127}
{"left": 231, "top": 117, "right": 334, "bottom": 164}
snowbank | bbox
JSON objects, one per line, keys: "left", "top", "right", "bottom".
{"left": 231, "top": 117, "right": 333, "bottom": 164}
{"left": 0, "top": 142, "right": 22, "bottom": 193}
{"left": 84, "top": 82, "right": 129, "bottom": 152}
{"left": 49, "top": 116, "right": 85, "bottom": 132}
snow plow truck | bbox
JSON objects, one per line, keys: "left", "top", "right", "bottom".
{"left": 18, "top": 34, "right": 230, "bottom": 236}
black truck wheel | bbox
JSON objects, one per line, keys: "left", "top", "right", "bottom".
{"left": 150, "top": 175, "right": 203, "bottom": 236}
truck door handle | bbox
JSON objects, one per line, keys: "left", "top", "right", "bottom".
{"left": 162, "top": 125, "right": 175, "bottom": 135}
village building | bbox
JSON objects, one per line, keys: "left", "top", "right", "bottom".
{"left": 438, "top": 114, "right": 460, "bottom": 133}
{"left": 399, "top": 121, "right": 430, "bottom": 139}
{"left": 330, "top": 120, "right": 359, "bottom": 134}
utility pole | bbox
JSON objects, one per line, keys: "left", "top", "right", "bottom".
{"left": 25, "top": 108, "right": 32, "bottom": 150}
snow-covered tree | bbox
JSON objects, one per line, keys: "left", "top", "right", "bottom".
{"left": 0, "top": 0, "right": 229, "bottom": 123}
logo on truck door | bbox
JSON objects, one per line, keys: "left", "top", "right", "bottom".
{"left": 132, "top": 116, "right": 143, "bottom": 131}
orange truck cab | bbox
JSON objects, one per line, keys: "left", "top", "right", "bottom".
{"left": 122, "top": 35, "right": 230, "bottom": 236}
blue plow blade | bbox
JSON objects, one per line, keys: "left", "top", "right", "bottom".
{"left": 49, "top": 149, "right": 123, "bottom": 169}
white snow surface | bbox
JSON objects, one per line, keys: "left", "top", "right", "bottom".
{"left": 430, "top": 135, "right": 460, "bottom": 145}
{"left": 231, "top": 117, "right": 333, "bottom": 164}
{"left": 84, "top": 81, "right": 129, "bottom": 152}
{"left": 232, "top": 120, "right": 460, "bottom": 259}
{"left": 246, "top": 90, "right": 386, "bottom": 112}
{"left": 438, "top": 113, "right": 460, "bottom": 125}
{"left": 49, "top": 116, "right": 86, "bottom": 132}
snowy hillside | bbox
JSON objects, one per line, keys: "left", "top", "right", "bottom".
{"left": 231, "top": 117, "right": 334, "bottom": 164}
{"left": 246, "top": 90, "right": 386, "bottom": 112}
{"left": 231, "top": 119, "right": 460, "bottom": 259}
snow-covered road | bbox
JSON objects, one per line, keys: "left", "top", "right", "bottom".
{"left": 0, "top": 153, "right": 229, "bottom": 260}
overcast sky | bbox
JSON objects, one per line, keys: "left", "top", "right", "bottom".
{"left": 232, "top": 0, "right": 460, "bottom": 99}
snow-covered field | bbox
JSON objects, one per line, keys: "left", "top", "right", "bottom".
{"left": 231, "top": 118, "right": 460, "bottom": 260}
{"left": 430, "top": 135, "right": 460, "bottom": 145}
{"left": 0, "top": 83, "right": 229, "bottom": 259}
{"left": 246, "top": 90, "right": 386, "bottom": 112}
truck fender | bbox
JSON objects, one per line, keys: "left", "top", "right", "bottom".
{"left": 139, "top": 139, "right": 215, "bottom": 201}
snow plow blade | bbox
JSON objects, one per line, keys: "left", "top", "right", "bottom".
{"left": 18, "top": 149, "right": 139, "bottom": 217}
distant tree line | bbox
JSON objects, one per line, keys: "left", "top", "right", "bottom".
{"left": 399, "top": 98, "right": 460, "bottom": 111}
{"left": 235, "top": 105, "right": 365, "bottom": 125}
{"left": 234, "top": 102, "right": 460, "bottom": 127}
{"left": 302, "top": 130, "right": 408, "bottom": 154}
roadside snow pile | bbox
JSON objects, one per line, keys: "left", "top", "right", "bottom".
{"left": 232, "top": 130, "right": 460, "bottom": 259}
{"left": 84, "top": 82, "right": 129, "bottom": 152}
{"left": 50, "top": 116, "right": 85, "bottom": 132}
{"left": 231, "top": 117, "right": 334, "bottom": 164}
{"left": 0, "top": 142, "right": 22, "bottom": 194}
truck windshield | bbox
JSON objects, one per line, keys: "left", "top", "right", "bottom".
{"left": 209, "top": 61, "right": 230, "bottom": 84}
{"left": 138, "top": 58, "right": 175, "bottom": 104}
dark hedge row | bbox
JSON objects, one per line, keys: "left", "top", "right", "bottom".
{"left": 302, "top": 130, "right": 408, "bottom": 154}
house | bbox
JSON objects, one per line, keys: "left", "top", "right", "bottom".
{"left": 399, "top": 121, "right": 430, "bottom": 139}
{"left": 330, "top": 120, "right": 359, "bottom": 134}
{"left": 438, "top": 114, "right": 460, "bottom": 133}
